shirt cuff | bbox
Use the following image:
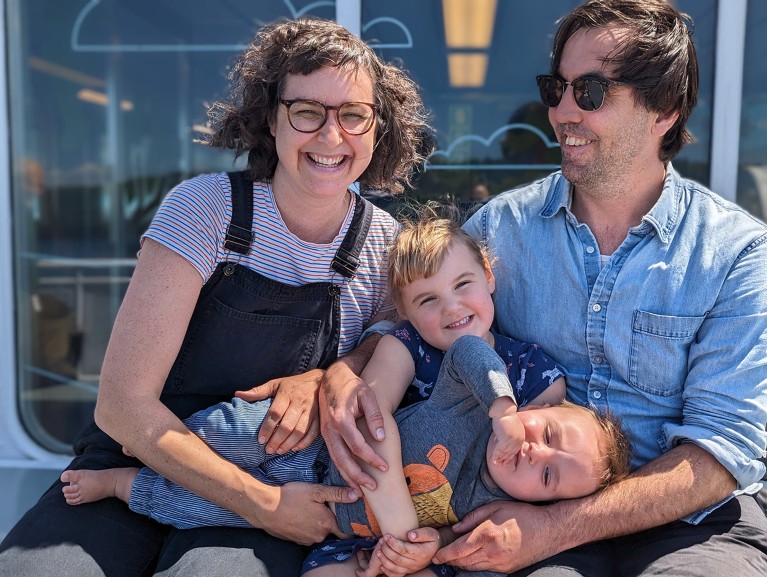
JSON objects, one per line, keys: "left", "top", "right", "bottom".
{"left": 357, "top": 320, "right": 396, "bottom": 346}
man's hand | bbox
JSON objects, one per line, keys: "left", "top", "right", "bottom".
{"left": 320, "top": 360, "right": 388, "bottom": 492}
{"left": 235, "top": 368, "right": 324, "bottom": 454}
{"left": 433, "top": 501, "right": 560, "bottom": 573}
{"left": 251, "top": 482, "right": 359, "bottom": 545}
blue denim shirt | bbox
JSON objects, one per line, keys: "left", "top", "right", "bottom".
{"left": 465, "top": 167, "right": 767, "bottom": 522}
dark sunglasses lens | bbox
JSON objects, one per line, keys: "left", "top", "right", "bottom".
{"left": 537, "top": 76, "right": 563, "bottom": 108}
{"left": 572, "top": 79, "right": 605, "bottom": 111}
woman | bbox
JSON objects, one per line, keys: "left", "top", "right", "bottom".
{"left": 0, "top": 18, "right": 429, "bottom": 577}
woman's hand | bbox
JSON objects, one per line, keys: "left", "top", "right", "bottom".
{"left": 248, "top": 481, "right": 359, "bottom": 545}
{"left": 235, "top": 368, "right": 325, "bottom": 454}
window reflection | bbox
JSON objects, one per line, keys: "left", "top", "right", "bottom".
{"left": 8, "top": 0, "right": 336, "bottom": 452}
{"left": 362, "top": 0, "right": 714, "bottom": 213}
{"left": 9, "top": 0, "right": 718, "bottom": 453}
{"left": 736, "top": 1, "right": 767, "bottom": 220}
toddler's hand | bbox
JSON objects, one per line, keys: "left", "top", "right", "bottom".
{"left": 356, "top": 529, "right": 442, "bottom": 577}
{"left": 491, "top": 412, "right": 525, "bottom": 465}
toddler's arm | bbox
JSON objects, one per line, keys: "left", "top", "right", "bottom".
{"left": 355, "top": 335, "right": 420, "bottom": 539}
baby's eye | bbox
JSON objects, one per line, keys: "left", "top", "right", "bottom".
{"left": 543, "top": 466, "right": 551, "bottom": 487}
{"left": 419, "top": 296, "right": 436, "bottom": 306}
{"left": 455, "top": 280, "right": 471, "bottom": 289}
{"left": 544, "top": 425, "right": 552, "bottom": 445}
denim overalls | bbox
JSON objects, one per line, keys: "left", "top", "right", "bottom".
{"left": 2, "top": 171, "right": 375, "bottom": 577}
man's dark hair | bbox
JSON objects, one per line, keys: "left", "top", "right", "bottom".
{"left": 550, "top": 0, "right": 698, "bottom": 162}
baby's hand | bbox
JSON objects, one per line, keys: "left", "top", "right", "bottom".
{"left": 356, "top": 529, "right": 441, "bottom": 577}
{"left": 491, "top": 411, "right": 525, "bottom": 465}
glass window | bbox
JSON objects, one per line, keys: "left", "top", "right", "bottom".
{"left": 8, "top": 0, "right": 335, "bottom": 452}
{"left": 736, "top": 2, "right": 767, "bottom": 220}
{"left": 8, "top": 0, "right": 717, "bottom": 453}
{"left": 361, "top": 0, "right": 715, "bottom": 216}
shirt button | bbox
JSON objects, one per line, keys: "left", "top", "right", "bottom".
{"left": 593, "top": 391, "right": 602, "bottom": 399}
{"left": 594, "top": 356, "right": 603, "bottom": 363}
{"left": 592, "top": 303, "right": 602, "bottom": 313}
{"left": 586, "top": 246, "right": 595, "bottom": 254}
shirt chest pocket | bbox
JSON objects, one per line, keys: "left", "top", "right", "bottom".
{"left": 628, "top": 310, "right": 705, "bottom": 396}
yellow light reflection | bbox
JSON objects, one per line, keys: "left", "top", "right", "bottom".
{"left": 448, "top": 53, "right": 488, "bottom": 88}
{"left": 77, "top": 88, "right": 134, "bottom": 111}
{"left": 443, "top": 0, "right": 497, "bottom": 48}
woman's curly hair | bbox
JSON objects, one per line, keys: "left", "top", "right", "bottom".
{"left": 206, "top": 18, "right": 432, "bottom": 194}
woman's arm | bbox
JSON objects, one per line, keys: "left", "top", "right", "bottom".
{"left": 95, "top": 239, "right": 353, "bottom": 544}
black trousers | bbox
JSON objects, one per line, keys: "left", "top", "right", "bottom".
{"left": 510, "top": 495, "right": 767, "bottom": 577}
{"left": 0, "top": 474, "right": 305, "bottom": 577}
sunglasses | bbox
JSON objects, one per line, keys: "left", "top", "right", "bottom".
{"left": 280, "top": 99, "right": 378, "bottom": 135}
{"left": 536, "top": 74, "right": 627, "bottom": 112}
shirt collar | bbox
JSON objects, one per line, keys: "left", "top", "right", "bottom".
{"left": 540, "top": 165, "right": 683, "bottom": 244}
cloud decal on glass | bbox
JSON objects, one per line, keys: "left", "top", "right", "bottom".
{"left": 426, "top": 123, "right": 561, "bottom": 171}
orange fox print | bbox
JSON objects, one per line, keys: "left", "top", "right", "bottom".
{"left": 349, "top": 444, "right": 458, "bottom": 537}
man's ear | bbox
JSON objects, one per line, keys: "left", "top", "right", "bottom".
{"left": 651, "top": 109, "right": 680, "bottom": 139}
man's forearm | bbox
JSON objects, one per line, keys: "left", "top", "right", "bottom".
{"left": 330, "top": 310, "right": 397, "bottom": 376}
{"left": 332, "top": 332, "right": 382, "bottom": 376}
{"left": 551, "top": 443, "right": 736, "bottom": 551}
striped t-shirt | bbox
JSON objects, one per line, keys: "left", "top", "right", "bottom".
{"left": 143, "top": 172, "right": 398, "bottom": 355}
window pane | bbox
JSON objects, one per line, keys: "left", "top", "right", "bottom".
{"left": 737, "top": 1, "right": 767, "bottom": 220}
{"left": 9, "top": 0, "right": 335, "bottom": 452}
{"left": 361, "top": 0, "right": 715, "bottom": 215}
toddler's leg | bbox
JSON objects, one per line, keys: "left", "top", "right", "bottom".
{"left": 60, "top": 467, "right": 139, "bottom": 505}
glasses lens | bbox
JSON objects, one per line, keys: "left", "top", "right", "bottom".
{"left": 338, "top": 103, "right": 375, "bottom": 135}
{"left": 287, "top": 100, "right": 326, "bottom": 132}
{"left": 572, "top": 78, "right": 605, "bottom": 112}
{"left": 537, "top": 76, "right": 564, "bottom": 108}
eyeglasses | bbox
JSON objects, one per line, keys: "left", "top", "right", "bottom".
{"left": 279, "top": 99, "right": 378, "bottom": 135}
{"left": 536, "top": 74, "right": 627, "bottom": 112}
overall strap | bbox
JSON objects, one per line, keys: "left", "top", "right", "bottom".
{"left": 223, "top": 171, "right": 255, "bottom": 255}
{"left": 331, "top": 194, "right": 374, "bottom": 279}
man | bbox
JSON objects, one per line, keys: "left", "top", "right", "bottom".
{"left": 320, "top": 1, "right": 767, "bottom": 576}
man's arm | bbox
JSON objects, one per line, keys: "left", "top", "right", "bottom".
{"left": 434, "top": 443, "right": 735, "bottom": 573}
